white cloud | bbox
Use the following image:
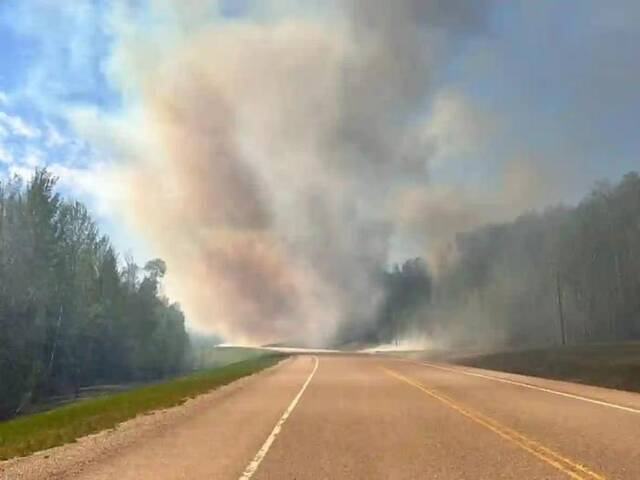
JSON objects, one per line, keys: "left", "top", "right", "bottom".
{"left": 7, "top": 164, "right": 35, "bottom": 181}
{"left": 0, "top": 143, "right": 13, "bottom": 164}
{"left": 45, "top": 121, "right": 67, "bottom": 147}
{"left": 49, "top": 162, "right": 122, "bottom": 216}
{"left": 0, "top": 112, "right": 41, "bottom": 138}
{"left": 0, "top": 91, "right": 8, "bottom": 105}
{"left": 23, "top": 147, "right": 44, "bottom": 167}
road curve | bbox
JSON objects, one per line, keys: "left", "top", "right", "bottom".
{"left": 4, "top": 354, "right": 640, "bottom": 479}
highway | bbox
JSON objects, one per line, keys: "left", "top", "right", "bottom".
{"left": 7, "top": 354, "right": 640, "bottom": 479}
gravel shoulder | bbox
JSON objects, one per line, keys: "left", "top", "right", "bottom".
{"left": 0, "top": 357, "right": 303, "bottom": 480}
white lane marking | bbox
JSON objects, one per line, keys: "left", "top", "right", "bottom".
{"left": 238, "top": 355, "right": 319, "bottom": 480}
{"left": 410, "top": 360, "right": 640, "bottom": 415}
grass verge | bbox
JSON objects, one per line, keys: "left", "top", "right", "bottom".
{"left": 196, "top": 346, "right": 270, "bottom": 369}
{"left": 452, "top": 342, "right": 640, "bottom": 393}
{"left": 0, "top": 353, "right": 286, "bottom": 461}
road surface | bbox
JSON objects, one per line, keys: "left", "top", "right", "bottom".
{"left": 4, "top": 354, "right": 640, "bottom": 479}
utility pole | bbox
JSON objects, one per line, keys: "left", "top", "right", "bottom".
{"left": 555, "top": 271, "right": 567, "bottom": 346}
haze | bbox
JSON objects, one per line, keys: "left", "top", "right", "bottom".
{"left": 4, "top": 3, "right": 640, "bottom": 480}
{"left": 1, "top": 1, "right": 639, "bottom": 348}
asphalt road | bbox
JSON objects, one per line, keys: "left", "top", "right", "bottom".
{"left": 7, "top": 354, "right": 640, "bottom": 479}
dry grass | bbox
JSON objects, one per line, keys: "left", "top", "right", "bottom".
{"left": 453, "top": 342, "right": 640, "bottom": 392}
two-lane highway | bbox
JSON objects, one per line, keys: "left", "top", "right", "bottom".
{"left": 251, "top": 355, "right": 640, "bottom": 479}
{"left": 5, "top": 354, "right": 640, "bottom": 479}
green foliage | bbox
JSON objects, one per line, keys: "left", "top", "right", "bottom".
{"left": 342, "top": 258, "right": 432, "bottom": 345}
{"left": 0, "top": 354, "right": 285, "bottom": 460}
{"left": 376, "top": 258, "right": 432, "bottom": 342}
{"left": 0, "top": 169, "right": 191, "bottom": 420}
{"left": 432, "top": 171, "right": 640, "bottom": 347}
{"left": 368, "top": 171, "right": 640, "bottom": 349}
{"left": 191, "top": 345, "right": 271, "bottom": 370}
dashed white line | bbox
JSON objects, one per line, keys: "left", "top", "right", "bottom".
{"left": 238, "top": 355, "right": 319, "bottom": 480}
{"left": 413, "top": 360, "right": 640, "bottom": 415}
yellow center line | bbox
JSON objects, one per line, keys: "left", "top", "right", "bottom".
{"left": 381, "top": 367, "right": 606, "bottom": 480}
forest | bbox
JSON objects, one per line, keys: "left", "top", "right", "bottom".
{"left": 4, "top": 168, "right": 640, "bottom": 419}
{"left": 0, "top": 170, "right": 190, "bottom": 419}
{"left": 374, "top": 172, "right": 640, "bottom": 349}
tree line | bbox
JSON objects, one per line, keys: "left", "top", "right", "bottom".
{"left": 0, "top": 170, "right": 190, "bottom": 419}
{"left": 371, "top": 172, "right": 640, "bottom": 348}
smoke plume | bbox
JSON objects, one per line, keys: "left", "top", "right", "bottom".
{"left": 95, "top": 0, "right": 496, "bottom": 345}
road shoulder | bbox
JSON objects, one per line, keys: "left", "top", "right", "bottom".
{"left": 0, "top": 357, "right": 302, "bottom": 480}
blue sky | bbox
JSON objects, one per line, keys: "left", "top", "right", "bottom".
{"left": 1, "top": 1, "right": 639, "bottom": 256}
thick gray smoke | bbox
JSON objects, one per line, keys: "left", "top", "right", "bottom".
{"left": 92, "top": 0, "right": 494, "bottom": 345}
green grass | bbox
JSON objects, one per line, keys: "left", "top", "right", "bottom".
{"left": 0, "top": 353, "right": 285, "bottom": 460}
{"left": 452, "top": 342, "right": 640, "bottom": 393}
{"left": 196, "top": 346, "right": 270, "bottom": 369}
